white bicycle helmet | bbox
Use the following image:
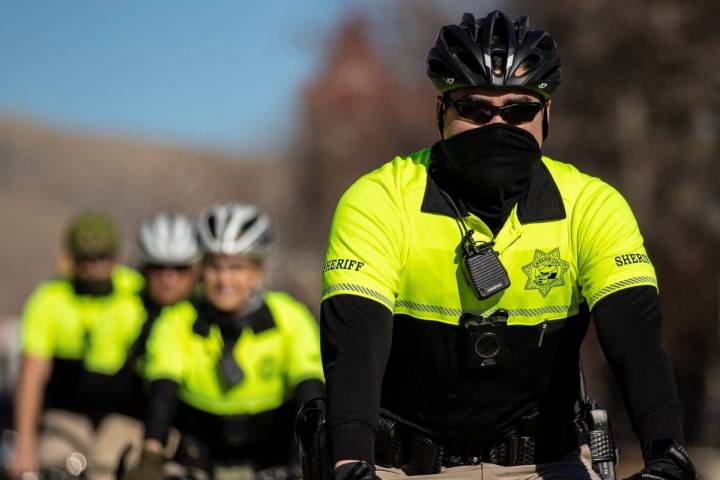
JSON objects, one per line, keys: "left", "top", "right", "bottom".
{"left": 197, "top": 202, "right": 272, "bottom": 258}
{"left": 138, "top": 212, "right": 200, "bottom": 266}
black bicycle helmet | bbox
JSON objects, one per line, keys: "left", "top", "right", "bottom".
{"left": 427, "top": 10, "right": 561, "bottom": 99}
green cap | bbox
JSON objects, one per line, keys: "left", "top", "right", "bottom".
{"left": 65, "top": 211, "right": 120, "bottom": 258}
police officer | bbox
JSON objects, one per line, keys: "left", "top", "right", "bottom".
{"left": 132, "top": 211, "right": 201, "bottom": 365}
{"left": 81, "top": 212, "right": 201, "bottom": 479}
{"left": 127, "top": 202, "right": 324, "bottom": 480}
{"left": 321, "top": 10, "right": 695, "bottom": 480}
{"left": 13, "top": 212, "right": 143, "bottom": 479}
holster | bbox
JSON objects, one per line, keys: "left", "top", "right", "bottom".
{"left": 295, "top": 398, "right": 333, "bottom": 480}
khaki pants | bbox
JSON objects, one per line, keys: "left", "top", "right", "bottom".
{"left": 376, "top": 445, "right": 601, "bottom": 480}
{"left": 38, "top": 409, "right": 144, "bottom": 480}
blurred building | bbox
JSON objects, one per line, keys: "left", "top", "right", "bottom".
{"left": 291, "top": 15, "right": 437, "bottom": 250}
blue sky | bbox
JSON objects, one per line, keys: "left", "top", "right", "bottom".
{"left": 0, "top": 2, "right": 356, "bottom": 152}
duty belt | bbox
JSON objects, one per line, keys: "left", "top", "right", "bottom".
{"left": 375, "top": 409, "right": 540, "bottom": 475}
{"left": 442, "top": 432, "right": 536, "bottom": 467}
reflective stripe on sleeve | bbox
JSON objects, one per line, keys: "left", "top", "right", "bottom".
{"left": 322, "top": 283, "right": 394, "bottom": 309}
{"left": 588, "top": 276, "right": 657, "bottom": 308}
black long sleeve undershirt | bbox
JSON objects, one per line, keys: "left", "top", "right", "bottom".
{"left": 144, "top": 379, "right": 180, "bottom": 443}
{"left": 321, "top": 295, "right": 393, "bottom": 463}
{"left": 321, "top": 286, "right": 684, "bottom": 463}
{"left": 592, "top": 285, "right": 684, "bottom": 449}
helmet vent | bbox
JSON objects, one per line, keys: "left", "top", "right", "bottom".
{"left": 515, "top": 16, "right": 530, "bottom": 43}
{"left": 537, "top": 34, "right": 554, "bottom": 53}
{"left": 492, "top": 54, "right": 505, "bottom": 77}
{"left": 428, "top": 58, "right": 455, "bottom": 78}
{"left": 459, "top": 13, "right": 478, "bottom": 39}
{"left": 240, "top": 216, "right": 259, "bottom": 237}
{"left": 489, "top": 13, "right": 509, "bottom": 51}
{"left": 489, "top": 15, "right": 510, "bottom": 78}
{"left": 514, "top": 55, "right": 539, "bottom": 77}
{"left": 207, "top": 216, "right": 217, "bottom": 237}
{"left": 456, "top": 49, "right": 484, "bottom": 75}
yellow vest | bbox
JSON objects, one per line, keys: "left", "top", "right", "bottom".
{"left": 323, "top": 148, "right": 657, "bottom": 326}
{"left": 143, "top": 292, "right": 324, "bottom": 416}
{"left": 321, "top": 147, "right": 658, "bottom": 441}
{"left": 21, "top": 265, "right": 144, "bottom": 360}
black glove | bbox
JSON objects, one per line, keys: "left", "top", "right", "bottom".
{"left": 333, "top": 462, "right": 379, "bottom": 480}
{"left": 123, "top": 449, "right": 164, "bottom": 480}
{"left": 626, "top": 439, "right": 697, "bottom": 480}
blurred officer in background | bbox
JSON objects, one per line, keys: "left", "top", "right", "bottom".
{"left": 12, "top": 212, "right": 143, "bottom": 479}
{"left": 320, "top": 9, "right": 696, "bottom": 480}
{"left": 80, "top": 212, "right": 200, "bottom": 479}
{"left": 127, "top": 203, "right": 324, "bottom": 480}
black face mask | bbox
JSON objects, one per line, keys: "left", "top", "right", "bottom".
{"left": 440, "top": 123, "right": 541, "bottom": 193}
{"left": 73, "top": 278, "right": 113, "bottom": 296}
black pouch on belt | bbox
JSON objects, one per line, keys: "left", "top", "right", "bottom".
{"left": 375, "top": 411, "right": 443, "bottom": 475}
{"left": 403, "top": 434, "right": 443, "bottom": 475}
{"left": 375, "top": 416, "right": 403, "bottom": 467}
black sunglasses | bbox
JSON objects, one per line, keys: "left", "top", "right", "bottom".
{"left": 145, "top": 264, "right": 192, "bottom": 273}
{"left": 444, "top": 97, "right": 545, "bottom": 126}
{"left": 74, "top": 254, "right": 113, "bottom": 262}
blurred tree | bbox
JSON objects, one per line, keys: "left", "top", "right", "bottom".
{"left": 291, "top": 15, "right": 437, "bottom": 250}
{"left": 515, "top": 0, "right": 720, "bottom": 444}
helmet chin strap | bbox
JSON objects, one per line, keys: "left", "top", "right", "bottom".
{"left": 542, "top": 104, "right": 549, "bottom": 140}
{"left": 437, "top": 96, "right": 448, "bottom": 140}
